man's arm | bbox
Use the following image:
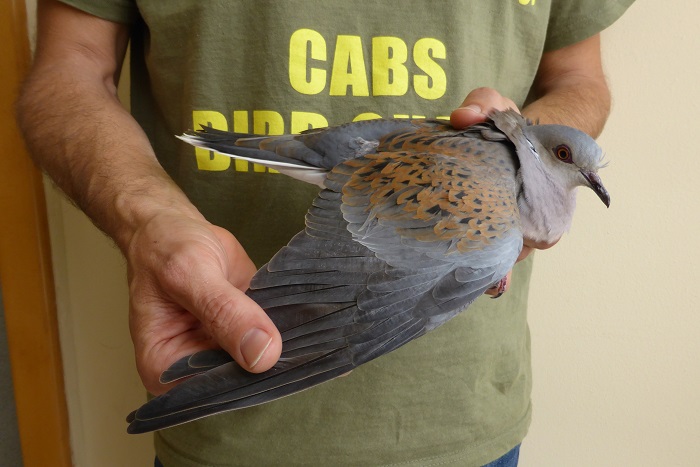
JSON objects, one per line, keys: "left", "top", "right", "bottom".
{"left": 524, "top": 34, "right": 610, "bottom": 137}
{"left": 450, "top": 34, "right": 611, "bottom": 290}
{"left": 451, "top": 34, "right": 610, "bottom": 136}
{"left": 16, "top": 0, "right": 283, "bottom": 394}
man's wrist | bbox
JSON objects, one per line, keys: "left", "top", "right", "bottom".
{"left": 109, "top": 173, "right": 205, "bottom": 252}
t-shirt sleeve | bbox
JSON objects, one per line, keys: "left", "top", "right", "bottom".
{"left": 58, "top": 0, "right": 139, "bottom": 25}
{"left": 545, "top": 0, "right": 635, "bottom": 51}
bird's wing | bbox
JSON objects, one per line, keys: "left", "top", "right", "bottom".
{"left": 127, "top": 131, "right": 524, "bottom": 434}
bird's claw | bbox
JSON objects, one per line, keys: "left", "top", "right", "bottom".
{"left": 489, "top": 276, "right": 509, "bottom": 299}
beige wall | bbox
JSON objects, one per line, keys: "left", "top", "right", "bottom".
{"left": 37, "top": 0, "right": 700, "bottom": 465}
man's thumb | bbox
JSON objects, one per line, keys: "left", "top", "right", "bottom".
{"left": 197, "top": 282, "right": 282, "bottom": 373}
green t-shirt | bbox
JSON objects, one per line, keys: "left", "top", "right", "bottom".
{"left": 59, "top": 1, "right": 633, "bottom": 465}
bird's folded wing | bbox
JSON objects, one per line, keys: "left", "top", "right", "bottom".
{"left": 127, "top": 143, "right": 523, "bottom": 433}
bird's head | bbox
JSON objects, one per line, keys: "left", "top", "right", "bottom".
{"left": 523, "top": 124, "right": 610, "bottom": 208}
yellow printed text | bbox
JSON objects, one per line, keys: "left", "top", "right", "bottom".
{"left": 192, "top": 110, "right": 448, "bottom": 173}
{"left": 288, "top": 29, "right": 447, "bottom": 99}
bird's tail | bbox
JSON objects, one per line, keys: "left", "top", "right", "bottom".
{"left": 177, "top": 126, "right": 329, "bottom": 186}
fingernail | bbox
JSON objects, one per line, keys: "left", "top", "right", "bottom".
{"left": 241, "top": 328, "right": 272, "bottom": 369}
{"left": 461, "top": 104, "right": 483, "bottom": 115}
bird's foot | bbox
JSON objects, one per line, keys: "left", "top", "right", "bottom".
{"left": 488, "top": 276, "right": 509, "bottom": 299}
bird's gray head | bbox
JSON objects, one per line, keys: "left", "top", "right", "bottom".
{"left": 522, "top": 124, "right": 610, "bottom": 208}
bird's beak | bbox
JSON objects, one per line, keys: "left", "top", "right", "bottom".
{"left": 580, "top": 170, "right": 611, "bottom": 208}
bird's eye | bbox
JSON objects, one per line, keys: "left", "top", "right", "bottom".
{"left": 554, "top": 145, "right": 573, "bottom": 163}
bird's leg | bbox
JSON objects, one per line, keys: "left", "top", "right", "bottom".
{"left": 488, "top": 276, "right": 509, "bottom": 299}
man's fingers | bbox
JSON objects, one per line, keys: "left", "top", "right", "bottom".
{"left": 189, "top": 279, "right": 282, "bottom": 373}
{"left": 130, "top": 278, "right": 283, "bottom": 393}
{"left": 450, "top": 104, "right": 488, "bottom": 130}
{"left": 450, "top": 87, "right": 519, "bottom": 129}
{"left": 523, "top": 237, "right": 559, "bottom": 252}
{"left": 517, "top": 245, "right": 534, "bottom": 263}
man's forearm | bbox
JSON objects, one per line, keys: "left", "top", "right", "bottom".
{"left": 18, "top": 75, "right": 201, "bottom": 251}
{"left": 523, "top": 77, "right": 611, "bottom": 138}
{"left": 17, "top": 2, "right": 201, "bottom": 252}
{"left": 522, "top": 34, "right": 611, "bottom": 138}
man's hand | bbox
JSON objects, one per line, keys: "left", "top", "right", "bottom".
{"left": 126, "top": 213, "right": 283, "bottom": 394}
{"left": 17, "top": 0, "right": 283, "bottom": 395}
{"left": 449, "top": 87, "right": 519, "bottom": 130}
